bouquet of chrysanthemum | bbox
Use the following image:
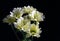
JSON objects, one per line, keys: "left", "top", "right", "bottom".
{"left": 3, "top": 6, "right": 45, "bottom": 41}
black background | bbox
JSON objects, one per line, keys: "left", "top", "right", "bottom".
{"left": 0, "top": 0, "right": 49, "bottom": 41}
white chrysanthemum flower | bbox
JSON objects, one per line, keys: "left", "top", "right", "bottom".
{"left": 27, "top": 24, "right": 42, "bottom": 38}
{"left": 29, "top": 10, "right": 45, "bottom": 21}
{"left": 23, "top": 6, "right": 36, "bottom": 13}
{"left": 3, "top": 15, "right": 16, "bottom": 24}
{"left": 10, "top": 8, "right": 23, "bottom": 19}
{"left": 22, "top": 22, "right": 30, "bottom": 32}
{"left": 14, "top": 17, "right": 30, "bottom": 31}
{"left": 29, "top": 10, "right": 36, "bottom": 19}
{"left": 14, "top": 17, "right": 24, "bottom": 30}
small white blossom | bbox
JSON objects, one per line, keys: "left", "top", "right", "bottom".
{"left": 14, "top": 17, "right": 24, "bottom": 30}
{"left": 3, "top": 15, "right": 16, "bottom": 24}
{"left": 22, "top": 22, "right": 30, "bottom": 32}
{"left": 10, "top": 8, "right": 23, "bottom": 19}
{"left": 29, "top": 10, "right": 45, "bottom": 21}
{"left": 23, "top": 6, "right": 36, "bottom": 13}
{"left": 14, "top": 17, "right": 30, "bottom": 31}
{"left": 29, "top": 10, "right": 36, "bottom": 19}
{"left": 27, "top": 24, "right": 42, "bottom": 38}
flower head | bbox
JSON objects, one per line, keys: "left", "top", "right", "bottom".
{"left": 3, "top": 15, "right": 16, "bottom": 24}
{"left": 29, "top": 10, "right": 45, "bottom": 22}
{"left": 23, "top": 6, "right": 36, "bottom": 14}
{"left": 14, "top": 17, "right": 24, "bottom": 30}
{"left": 14, "top": 17, "right": 30, "bottom": 31}
{"left": 27, "top": 24, "right": 42, "bottom": 38}
{"left": 10, "top": 8, "right": 23, "bottom": 19}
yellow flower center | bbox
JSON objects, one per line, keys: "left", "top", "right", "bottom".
{"left": 30, "top": 24, "right": 37, "bottom": 35}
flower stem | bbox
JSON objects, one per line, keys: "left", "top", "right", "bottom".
{"left": 11, "top": 24, "right": 20, "bottom": 41}
{"left": 31, "top": 36, "right": 33, "bottom": 41}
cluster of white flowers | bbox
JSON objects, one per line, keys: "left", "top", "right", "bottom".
{"left": 3, "top": 6, "right": 45, "bottom": 38}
